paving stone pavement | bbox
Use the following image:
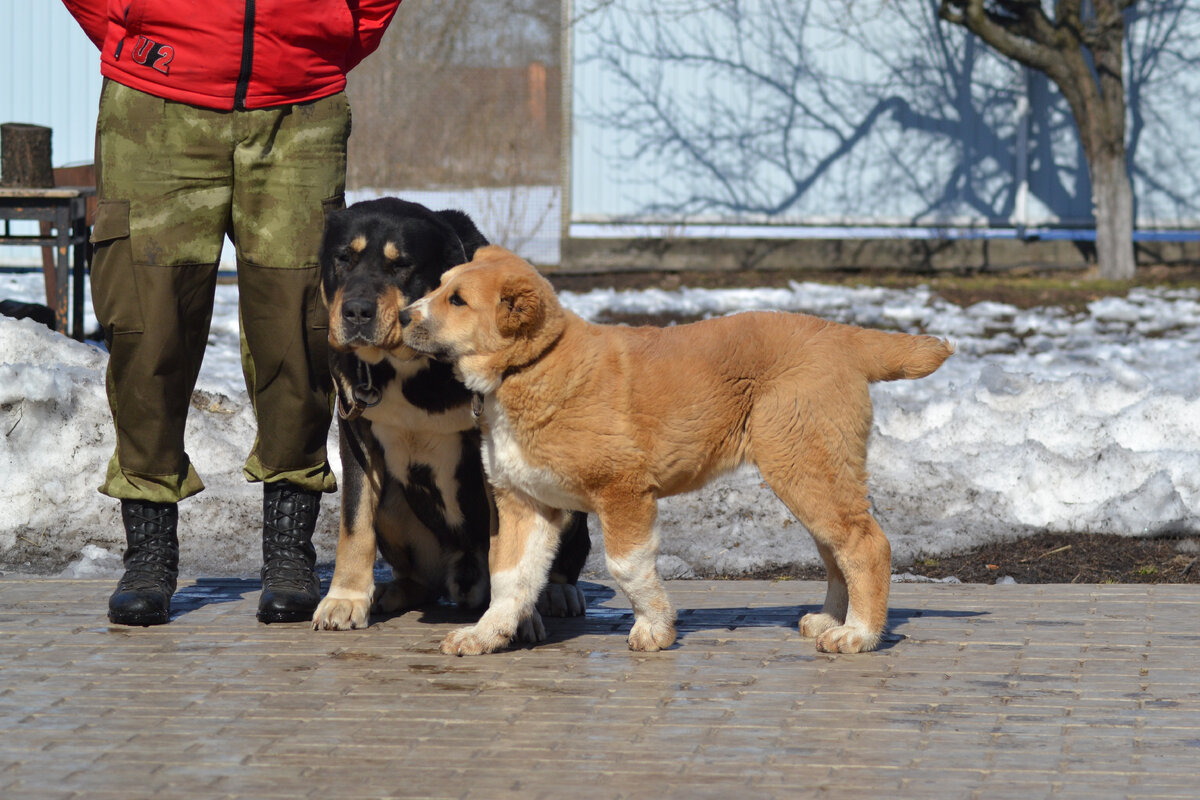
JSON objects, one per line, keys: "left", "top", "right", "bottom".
{"left": 0, "top": 576, "right": 1198, "bottom": 799}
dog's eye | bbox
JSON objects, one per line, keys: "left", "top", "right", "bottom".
{"left": 449, "top": 292, "right": 467, "bottom": 307}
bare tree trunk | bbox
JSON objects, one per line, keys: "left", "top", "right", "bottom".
{"left": 1090, "top": 148, "right": 1136, "bottom": 280}
{"left": 939, "top": 0, "right": 1138, "bottom": 281}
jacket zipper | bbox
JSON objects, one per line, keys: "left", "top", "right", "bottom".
{"left": 233, "top": 0, "right": 256, "bottom": 109}
{"left": 114, "top": 5, "right": 130, "bottom": 59}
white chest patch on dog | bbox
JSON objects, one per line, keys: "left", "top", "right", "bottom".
{"left": 361, "top": 358, "right": 478, "bottom": 529}
{"left": 361, "top": 359, "right": 475, "bottom": 436}
{"left": 482, "top": 398, "right": 588, "bottom": 512}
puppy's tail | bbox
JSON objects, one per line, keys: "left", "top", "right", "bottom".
{"left": 857, "top": 328, "right": 955, "bottom": 382}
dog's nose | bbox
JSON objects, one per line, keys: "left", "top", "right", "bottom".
{"left": 343, "top": 298, "right": 376, "bottom": 326}
{"left": 398, "top": 308, "right": 412, "bottom": 327}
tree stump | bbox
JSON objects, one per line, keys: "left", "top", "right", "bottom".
{"left": 1, "top": 123, "right": 54, "bottom": 188}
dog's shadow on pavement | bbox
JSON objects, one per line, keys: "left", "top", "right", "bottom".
{"left": 569, "top": 598, "right": 986, "bottom": 652}
{"left": 167, "top": 578, "right": 986, "bottom": 648}
{"left": 397, "top": 581, "right": 624, "bottom": 629}
{"left": 408, "top": 581, "right": 987, "bottom": 653}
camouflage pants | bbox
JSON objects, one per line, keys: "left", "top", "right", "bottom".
{"left": 91, "top": 79, "right": 349, "bottom": 503}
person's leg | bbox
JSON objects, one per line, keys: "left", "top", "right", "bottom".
{"left": 230, "top": 92, "right": 349, "bottom": 622}
{"left": 91, "top": 80, "right": 233, "bottom": 624}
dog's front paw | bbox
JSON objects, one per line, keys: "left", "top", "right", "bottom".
{"left": 536, "top": 582, "right": 587, "bottom": 617}
{"left": 312, "top": 592, "right": 372, "bottom": 631}
{"left": 440, "top": 624, "right": 512, "bottom": 656}
{"left": 515, "top": 609, "right": 546, "bottom": 643}
{"left": 627, "top": 617, "right": 676, "bottom": 652}
{"left": 814, "top": 624, "right": 881, "bottom": 654}
{"left": 373, "top": 578, "right": 434, "bottom": 614}
{"left": 799, "top": 611, "right": 841, "bottom": 639}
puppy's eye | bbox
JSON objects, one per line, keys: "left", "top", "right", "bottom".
{"left": 449, "top": 292, "right": 467, "bottom": 307}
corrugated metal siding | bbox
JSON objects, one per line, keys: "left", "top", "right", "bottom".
{"left": 568, "top": 1, "right": 1200, "bottom": 234}
{"left": 1, "top": 5, "right": 103, "bottom": 265}
{"left": 1, "top": 4, "right": 103, "bottom": 168}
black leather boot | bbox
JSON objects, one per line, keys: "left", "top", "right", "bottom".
{"left": 108, "top": 500, "right": 179, "bottom": 626}
{"left": 257, "top": 481, "right": 322, "bottom": 623}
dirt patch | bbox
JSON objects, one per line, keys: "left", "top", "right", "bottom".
{"left": 730, "top": 533, "right": 1200, "bottom": 585}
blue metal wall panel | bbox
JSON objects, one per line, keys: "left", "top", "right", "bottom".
{"left": 2, "top": 4, "right": 103, "bottom": 168}
{"left": 2, "top": 4, "right": 103, "bottom": 266}
{"left": 568, "top": 0, "right": 1200, "bottom": 234}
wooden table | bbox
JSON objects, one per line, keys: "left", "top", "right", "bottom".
{"left": 0, "top": 186, "right": 95, "bottom": 340}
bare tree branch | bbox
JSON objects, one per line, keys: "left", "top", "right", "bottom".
{"left": 938, "top": 0, "right": 1063, "bottom": 74}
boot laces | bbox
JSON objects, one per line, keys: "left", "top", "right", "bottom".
{"left": 118, "top": 503, "right": 178, "bottom": 592}
{"left": 262, "top": 485, "right": 319, "bottom": 587}
{"left": 262, "top": 540, "right": 317, "bottom": 584}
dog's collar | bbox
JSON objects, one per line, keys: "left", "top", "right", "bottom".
{"left": 499, "top": 328, "right": 565, "bottom": 383}
{"left": 338, "top": 359, "right": 383, "bottom": 421}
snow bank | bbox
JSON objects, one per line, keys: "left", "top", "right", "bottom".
{"left": 1, "top": 272, "right": 1197, "bottom": 578}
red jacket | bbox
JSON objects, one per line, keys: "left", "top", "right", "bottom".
{"left": 63, "top": 0, "right": 402, "bottom": 110}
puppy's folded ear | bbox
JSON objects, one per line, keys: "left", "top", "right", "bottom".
{"left": 497, "top": 276, "right": 543, "bottom": 337}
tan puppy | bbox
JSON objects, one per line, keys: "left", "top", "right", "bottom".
{"left": 401, "top": 245, "right": 954, "bottom": 655}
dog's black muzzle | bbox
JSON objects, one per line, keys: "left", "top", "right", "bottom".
{"left": 339, "top": 295, "right": 378, "bottom": 343}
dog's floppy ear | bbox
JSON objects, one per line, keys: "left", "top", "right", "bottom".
{"left": 497, "top": 275, "right": 543, "bottom": 338}
{"left": 442, "top": 237, "right": 468, "bottom": 269}
{"left": 435, "top": 209, "right": 489, "bottom": 261}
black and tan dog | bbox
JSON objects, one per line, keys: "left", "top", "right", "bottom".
{"left": 311, "top": 198, "right": 590, "bottom": 631}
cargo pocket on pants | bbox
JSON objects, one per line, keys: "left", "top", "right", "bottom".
{"left": 90, "top": 199, "right": 145, "bottom": 337}
{"left": 312, "top": 193, "right": 344, "bottom": 330}
{"left": 306, "top": 269, "right": 333, "bottom": 403}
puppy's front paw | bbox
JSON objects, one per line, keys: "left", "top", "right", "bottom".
{"left": 799, "top": 611, "right": 841, "bottom": 639}
{"left": 312, "top": 592, "right": 371, "bottom": 631}
{"left": 627, "top": 617, "right": 676, "bottom": 652}
{"left": 814, "top": 624, "right": 881, "bottom": 654}
{"left": 536, "top": 582, "right": 587, "bottom": 617}
{"left": 440, "top": 624, "right": 512, "bottom": 656}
